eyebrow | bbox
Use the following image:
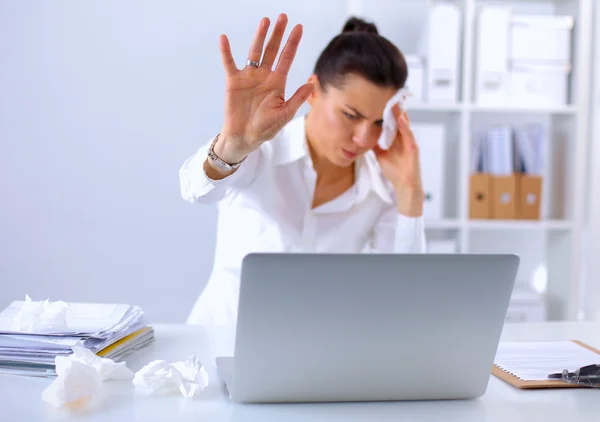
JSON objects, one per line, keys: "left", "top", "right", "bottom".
{"left": 346, "top": 105, "right": 366, "bottom": 119}
{"left": 346, "top": 105, "right": 384, "bottom": 124}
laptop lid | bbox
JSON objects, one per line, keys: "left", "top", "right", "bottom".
{"left": 230, "top": 253, "right": 519, "bottom": 403}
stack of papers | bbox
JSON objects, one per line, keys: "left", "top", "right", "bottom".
{"left": 472, "top": 123, "right": 546, "bottom": 176}
{"left": 495, "top": 341, "right": 600, "bottom": 381}
{"left": 0, "top": 299, "right": 155, "bottom": 377}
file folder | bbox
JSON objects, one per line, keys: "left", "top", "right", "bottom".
{"left": 469, "top": 173, "right": 492, "bottom": 219}
{"left": 475, "top": 7, "right": 510, "bottom": 105}
{"left": 412, "top": 123, "right": 445, "bottom": 220}
{"left": 425, "top": 3, "right": 460, "bottom": 102}
{"left": 518, "top": 175, "right": 542, "bottom": 220}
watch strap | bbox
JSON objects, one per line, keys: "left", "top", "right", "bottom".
{"left": 207, "top": 133, "right": 246, "bottom": 171}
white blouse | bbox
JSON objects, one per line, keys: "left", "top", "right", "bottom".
{"left": 179, "top": 115, "right": 427, "bottom": 326}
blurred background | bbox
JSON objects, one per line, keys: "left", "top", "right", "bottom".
{"left": 1, "top": 0, "right": 599, "bottom": 324}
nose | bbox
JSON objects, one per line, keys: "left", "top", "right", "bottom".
{"left": 352, "top": 123, "right": 377, "bottom": 149}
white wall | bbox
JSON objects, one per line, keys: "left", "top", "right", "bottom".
{"left": 0, "top": 0, "right": 348, "bottom": 322}
{"left": 1, "top": 0, "right": 583, "bottom": 323}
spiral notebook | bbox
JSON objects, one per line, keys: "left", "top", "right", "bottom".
{"left": 492, "top": 340, "right": 600, "bottom": 389}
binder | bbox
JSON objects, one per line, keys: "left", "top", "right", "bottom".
{"left": 469, "top": 173, "right": 492, "bottom": 219}
{"left": 475, "top": 7, "right": 511, "bottom": 105}
{"left": 491, "top": 175, "right": 518, "bottom": 219}
{"left": 404, "top": 55, "right": 424, "bottom": 102}
{"left": 425, "top": 3, "right": 460, "bottom": 102}
{"left": 518, "top": 175, "right": 542, "bottom": 220}
{"left": 468, "top": 124, "right": 544, "bottom": 220}
{"left": 492, "top": 340, "right": 600, "bottom": 389}
{"left": 412, "top": 123, "right": 445, "bottom": 220}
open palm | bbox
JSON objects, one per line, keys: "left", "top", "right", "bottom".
{"left": 218, "top": 14, "right": 314, "bottom": 162}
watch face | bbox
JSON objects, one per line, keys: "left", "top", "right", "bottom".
{"left": 210, "top": 156, "right": 231, "bottom": 171}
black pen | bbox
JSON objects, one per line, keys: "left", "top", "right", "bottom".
{"left": 548, "top": 364, "right": 600, "bottom": 386}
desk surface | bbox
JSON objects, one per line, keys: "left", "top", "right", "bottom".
{"left": 4, "top": 322, "right": 600, "bottom": 421}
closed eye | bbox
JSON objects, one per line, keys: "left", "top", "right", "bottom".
{"left": 343, "top": 111, "right": 359, "bottom": 121}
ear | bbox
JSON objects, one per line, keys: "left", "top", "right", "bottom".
{"left": 306, "top": 74, "right": 320, "bottom": 106}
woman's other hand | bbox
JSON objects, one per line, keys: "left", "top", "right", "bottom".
{"left": 215, "top": 13, "right": 315, "bottom": 164}
{"left": 373, "top": 104, "right": 425, "bottom": 217}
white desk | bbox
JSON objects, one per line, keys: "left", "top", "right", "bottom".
{"left": 4, "top": 322, "right": 599, "bottom": 421}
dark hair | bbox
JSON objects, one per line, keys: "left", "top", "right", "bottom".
{"left": 313, "top": 17, "right": 407, "bottom": 92}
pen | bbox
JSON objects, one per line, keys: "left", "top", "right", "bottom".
{"left": 548, "top": 364, "right": 600, "bottom": 387}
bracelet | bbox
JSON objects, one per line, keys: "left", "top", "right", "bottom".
{"left": 207, "top": 133, "right": 247, "bottom": 172}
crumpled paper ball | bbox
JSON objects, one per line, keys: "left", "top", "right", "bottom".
{"left": 60, "top": 343, "right": 134, "bottom": 381}
{"left": 42, "top": 358, "right": 103, "bottom": 409}
{"left": 132, "top": 355, "right": 209, "bottom": 398}
{"left": 42, "top": 343, "right": 134, "bottom": 409}
{"left": 11, "top": 294, "right": 69, "bottom": 332}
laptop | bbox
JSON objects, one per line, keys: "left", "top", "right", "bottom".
{"left": 216, "top": 253, "right": 519, "bottom": 403}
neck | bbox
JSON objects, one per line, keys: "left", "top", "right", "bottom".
{"left": 305, "top": 113, "right": 352, "bottom": 182}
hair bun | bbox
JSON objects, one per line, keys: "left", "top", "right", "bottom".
{"left": 342, "top": 17, "right": 379, "bottom": 34}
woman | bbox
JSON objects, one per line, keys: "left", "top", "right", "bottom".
{"left": 179, "top": 14, "right": 427, "bottom": 326}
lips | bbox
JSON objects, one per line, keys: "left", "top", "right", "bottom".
{"left": 342, "top": 149, "right": 357, "bottom": 159}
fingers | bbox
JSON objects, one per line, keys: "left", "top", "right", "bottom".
{"left": 393, "top": 104, "right": 418, "bottom": 152}
{"left": 261, "top": 14, "right": 288, "bottom": 69}
{"left": 391, "top": 103, "right": 402, "bottom": 123}
{"left": 275, "top": 23, "right": 303, "bottom": 76}
{"left": 219, "top": 34, "right": 238, "bottom": 76}
{"left": 283, "top": 82, "right": 314, "bottom": 120}
{"left": 372, "top": 144, "right": 387, "bottom": 157}
{"left": 247, "top": 17, "right": 270, "bottom": 65}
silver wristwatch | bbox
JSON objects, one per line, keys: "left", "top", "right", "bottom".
{"left": 207, "top": 133, "right": 246, "bottom": 172}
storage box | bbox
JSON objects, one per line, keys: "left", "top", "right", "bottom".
{"left": 426, "top": 3, "right": 460, "bottom": 102}
{"left": 518, "top": 175, "right": 542, "bottom": 220}
{"left": 412, "top": 123, "right": 445, "bottom": 220}
{"left": 491, "top": 175, "right": 518, "bottom": 219}
{"left": 506, "top": 286, "right": 547, "bottom": 323}
{"left": 509, "top": 15, "right": 573, "bottom": 63}
{"left": 469, "top": 173, "right": 492, "bottom": 219}
{"left": 509, "top": 61, "right": 571, "bottom": 106}
{"left": 469, "top": 173, "right": 542, "bottom": 220}
{"left": 475, "top": 7, "right": 511, "bottom": 105}
{"left": 404, "top": 55, "right": 424, "bottom": 102}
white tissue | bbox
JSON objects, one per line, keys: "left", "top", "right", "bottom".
{"left": 42, "top": 358, "right": 103, "bottom": 408}
{"left": 58, "top": 343, "right": 135, "bottom": 381}
{"left": 12, "top": 294, "right": 69, "bottom": 332}
{"left": 42, "top": 343, "right": 134, "bottom": 408}
{"left": 377, "top": 88, "right": 410, "bottom": 150}
{"left": 132, "top": 355, "right": 209, "bottom": 399}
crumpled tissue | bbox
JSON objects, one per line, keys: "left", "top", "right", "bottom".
{"left": 42, "top": 343, "right": 134, "bottom": 409}
{"left": 377, "top": 88, "right": 410, "bottom": 150}
{"left": 132, "top": 355, "right": 209, "bottom": 398}
{"left": 12, "top": 294, "right": 70, "bottom": 332}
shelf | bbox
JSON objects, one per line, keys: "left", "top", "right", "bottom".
{"left": 467, "top": 220, "right": 573, "bottom": 231}
{"left": 468, "top": 104, "right": 578, "bottom": 115}
{"left": 404, "top": 103, "right": 577, "bottom": 114}
{"left": 424, "top": 219, "right": 573, "bottom": 231}
{"left": 424, "top": 219, "right": 462, "bottom": 229}
{"left": 405, "top": 102, "right": 463, "bottom": 112}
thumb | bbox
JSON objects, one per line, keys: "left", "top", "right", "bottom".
{"left": 283, "top": 83, "right": 314, "bottom": 119}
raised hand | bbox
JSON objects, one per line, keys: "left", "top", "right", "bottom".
{"left": 373, "top": 104, "right": 425, "bottom": 217}
{"left": 214, "top": 13, "right": 315, "bottom": 164}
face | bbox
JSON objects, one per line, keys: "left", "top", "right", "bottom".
{"left": 306, "top": 73, "right": 397, "bottom": 167}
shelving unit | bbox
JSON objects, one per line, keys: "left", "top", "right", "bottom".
{"left": 582, "top": 3, "right": 600, "bottom": 320}
{"left": 351, "top": 0, "right": 593, "bottom": 321}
